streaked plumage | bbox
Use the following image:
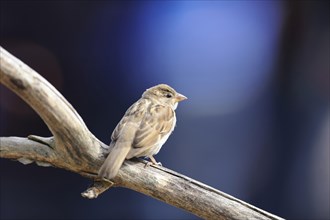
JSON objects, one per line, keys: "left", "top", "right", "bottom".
{"left": 98, "top": 84, "right": 187, "bottom": 180}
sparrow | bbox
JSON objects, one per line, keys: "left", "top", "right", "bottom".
{"left": 98, "top": 84, "right": 187, "bottom": 180}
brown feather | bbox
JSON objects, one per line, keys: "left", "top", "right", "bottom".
{"left": 98, "top": 122, "right": 137, "bottom": 179}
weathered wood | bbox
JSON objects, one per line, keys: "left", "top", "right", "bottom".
{"left": 0, "top": 46, "right": 284, "bottom": 220}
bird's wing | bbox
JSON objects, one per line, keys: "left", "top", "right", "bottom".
{"left": 132, "top": 104, "right": 175, "bottom": 149}
{"left": 111, "top": 99, "right": 147, "bottom": 142}
{"left": 99, "top": 99, "right": 147, "bottom": 180}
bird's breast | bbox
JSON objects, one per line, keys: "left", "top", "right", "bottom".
{"left": 150, "top": 114, "right": 176, "bottom": 155}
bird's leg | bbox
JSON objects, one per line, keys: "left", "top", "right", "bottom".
{"left": 143, "top": 156, "right": 162, "bottom": 168}
{"left": 149, "top": 156, "right": 158, "bottom": 165}
{"left": 149, "top": 156, "right": 162, "bottom": 166}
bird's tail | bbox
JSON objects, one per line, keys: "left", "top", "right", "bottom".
{"left": 98, "top": 141, "right": 131, "bottom": 180}
{"left": 98, "top": 123, "right": 137, "bottom": 180}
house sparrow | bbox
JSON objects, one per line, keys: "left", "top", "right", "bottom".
{"left": 98, "top": 84, "right": 187, "bottom": 180}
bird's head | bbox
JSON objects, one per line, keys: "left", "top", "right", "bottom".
{"left": 142, "top": 84, "right": 187, "bottom": 109}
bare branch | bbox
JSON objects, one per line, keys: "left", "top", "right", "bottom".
{"left": 0, "top": 46, "right": 103, "bottom": 170}
{"left": 0, "top": 136, "right": 56, "bottom": 165}
{"left": 0, "top": 46, "right": 284, "bottom": 220}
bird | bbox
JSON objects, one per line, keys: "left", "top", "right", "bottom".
{"left": 98, "top": 84, "right": 187, "bottom": 180}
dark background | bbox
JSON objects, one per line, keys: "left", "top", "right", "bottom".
{"left": 0, "top": 1, "right": 329, "bottom": 219}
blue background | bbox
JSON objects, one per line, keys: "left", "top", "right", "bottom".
{"left": 1, "top": 1, "right": 329, "bottom": 219}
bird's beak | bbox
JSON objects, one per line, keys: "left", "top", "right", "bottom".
{"left": 175, "top": 93, "right": 187, "bottom": 102}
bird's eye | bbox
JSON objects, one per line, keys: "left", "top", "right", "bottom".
{"left": 166, "top": 93, "right": 172, "bottom": 98}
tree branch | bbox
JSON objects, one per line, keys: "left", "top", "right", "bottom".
{"left": 0, "top": 136, "right": 55, "bottom": 166}
{"left": 0, "top": 46, "right": 284, "bottom": 220}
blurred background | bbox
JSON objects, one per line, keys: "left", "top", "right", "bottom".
{"left": 0, "top": 1, "right": 329, "bottom": 219}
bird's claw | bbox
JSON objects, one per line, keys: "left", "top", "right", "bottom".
{"left": 144, "top": 161, "right": 152, "bottom": 168}
{"left": 144, "top": 161, "right": 162, "bottom": 168}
